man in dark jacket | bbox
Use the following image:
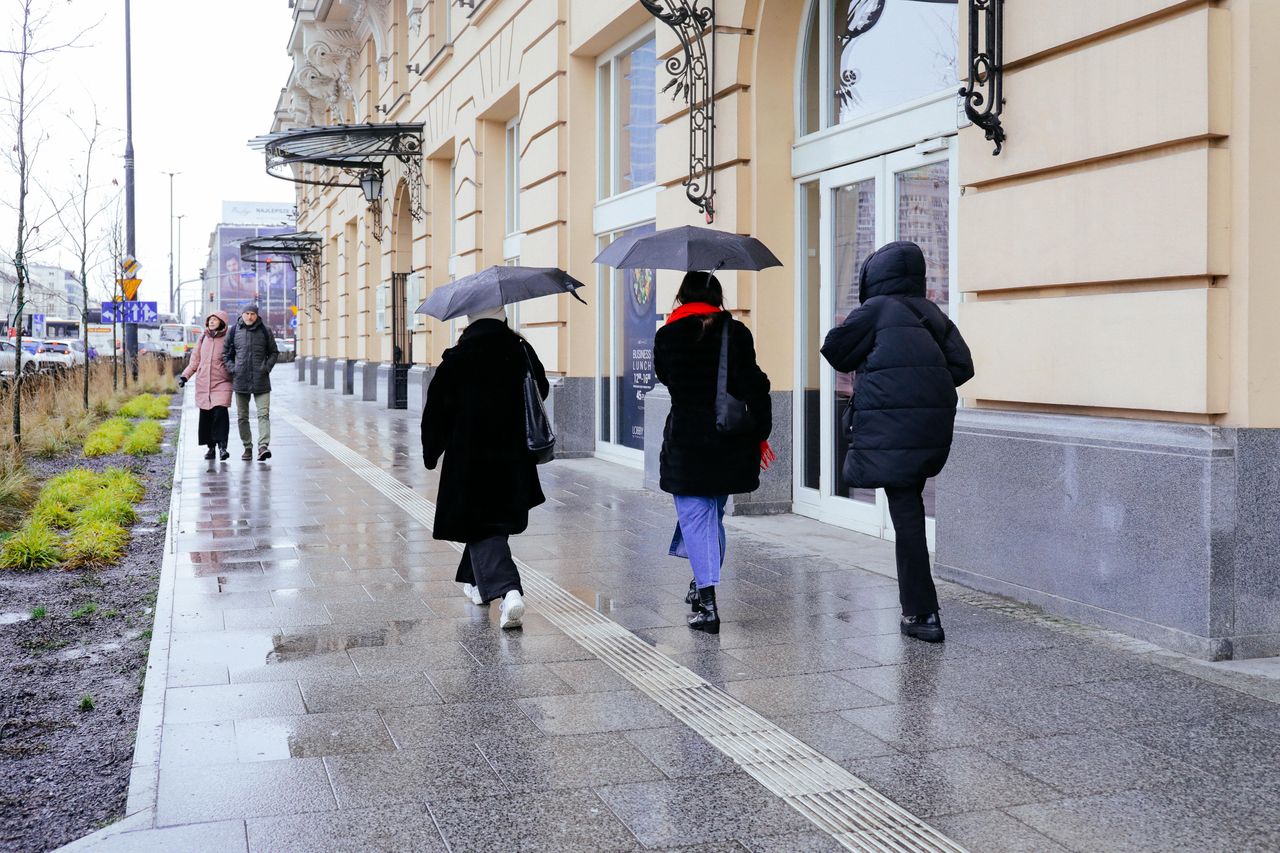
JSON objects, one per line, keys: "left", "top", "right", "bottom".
{"left": 821, "top": 241, "right": 974, "bottom": 643}
{"left": 221, "top": 304, "right": 279, "bottom": 462}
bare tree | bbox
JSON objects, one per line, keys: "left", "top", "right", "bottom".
{"left": 0, "top": 0, "right": 91, "bottom": 444}
{"left": 103, "top": 198, "right": 126, "bottom": 391}
{"left": 49, "top": 111, "right": 113, "bottom": 410}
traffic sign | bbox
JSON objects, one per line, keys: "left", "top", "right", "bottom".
{"left": 120, "top": 256, "right": 140, "bottom": 277}
{"left": 290, "top": 316, "right": 299, "bottom": 329}
{"left": 119, "top": 277, "right": 142, "bottom": 300}
{"left": 101, "top": 301, "right": 158, "bottom": 324}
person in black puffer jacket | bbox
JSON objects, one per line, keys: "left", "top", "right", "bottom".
{"left": 654, "top": 272, "right": 772, "bottom": 634}
{"left": 821, "top": 241, "right": 974, "bottom": 643}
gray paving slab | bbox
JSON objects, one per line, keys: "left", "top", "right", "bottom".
{"left": 597, "top": 774, "right": 815, "bottom": 847}
{"left": 246, "top": 803, "right": 448, "bottom": 853}
{"left": 427, "top": 788, "right": 640, "bottom": 852}
{"left": 103, "top": 377, "right": 1280, "bottom": 853}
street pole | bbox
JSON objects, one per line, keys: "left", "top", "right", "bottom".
{"left": 123, "top": 0, "right": 138, "bottom": 379}
{"left": 163, "top": 171, "right": 179, "bottom": 315}
{"left": 175, "top": 213, "right": 185, "bottom": 321}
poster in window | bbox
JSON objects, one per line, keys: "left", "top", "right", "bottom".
{"left": 619, "top": 236, "right": 657, "bottom": 450}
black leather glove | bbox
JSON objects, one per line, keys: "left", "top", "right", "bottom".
{"left": 177, "top": 376, "right": 187, "bottom": 388}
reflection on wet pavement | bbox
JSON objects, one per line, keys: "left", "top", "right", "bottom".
{"left": 81, "top": 377, "right": 1280, "bottom": 853}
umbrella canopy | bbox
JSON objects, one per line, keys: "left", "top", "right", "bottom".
{"left": 415, "top": 265, "right": 588, "bottom": 321}
{"left": 593, "top": 225, "right": 783, "bottom": 272}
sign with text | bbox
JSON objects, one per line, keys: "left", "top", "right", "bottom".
{"left": 101, "top": 301, "right": 158, "bottom": 324}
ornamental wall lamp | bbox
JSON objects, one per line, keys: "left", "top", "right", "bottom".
{"left": 360, "top": 169, "right": 384, "bottom": 203}
{"left": 640, "top": 0, "right": 717, "bottom": 222}
{"left": 959, "top": 0, "right": 1006, "bottom": 155}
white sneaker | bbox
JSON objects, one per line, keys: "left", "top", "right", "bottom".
{"left": 459, "top": 583, "right": 482, "bottom": 606}
{"left": 499, "top": 590, "right": 525, "bottom": 630}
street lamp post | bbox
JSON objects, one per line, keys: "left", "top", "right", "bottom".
{"left": 123, "top": 0, "right": 138, "bottom": 379}
{"left": 163, "top": 171, "right": 180, "bottom": 315}
{"left": 175, "top": 213, "right": 185, "bottom": 320}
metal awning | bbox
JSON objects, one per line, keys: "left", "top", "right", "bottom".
{"left": 238, "top": 232, "right": 323, "bottom": 265}
{"left": 248, "top": 123, "right": 425, "bottom": 188}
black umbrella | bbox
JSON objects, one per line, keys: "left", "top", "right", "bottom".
{"left": 593, "top": 225, "right": 783, "bottom": 272}
{"left": 415, "top": 265, "right": 588, "bottom": 321}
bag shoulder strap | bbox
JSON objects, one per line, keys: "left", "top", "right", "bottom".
{"left": 717, "top": 314, "right": 731, "bottom": 390}
{"left": 896, "top": 296, "right": 945, "bottom": 348}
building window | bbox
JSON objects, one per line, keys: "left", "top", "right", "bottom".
{"left": 597, "top": 32, "right": 658, "bottom": 201}
{"left": 799, "top": 0, "right": 959, "bottom": 136}
{"left": 449, "top": 157, "right": 458, "bottom": 259}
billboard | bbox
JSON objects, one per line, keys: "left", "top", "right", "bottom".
{"left": 221, "top": 201, "right": 295, "bottom": 226}
{"left": 217, "top": 225, "right": 298, "bottom": 337}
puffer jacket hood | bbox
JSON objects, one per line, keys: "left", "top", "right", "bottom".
{"left": 205, "top": 310, "right": 230, "bottom": 338}
{"left": 859, "top": 241, "right": 927, "bottom": 304}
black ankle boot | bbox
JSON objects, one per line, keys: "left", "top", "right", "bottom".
{"left": 685, "top": 579, "right": 703, "bottom": 612}
{"left": 204, "top": 445, "right": 216, "bottom": 460}
{"left": 687, "top": 585, "right": 720, "bottom": 634}
{"left": 900, "top": 611, "right": 945, "bottom": 643}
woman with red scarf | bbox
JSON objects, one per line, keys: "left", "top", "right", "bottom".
{"left": 653, "top": 272, "right": 773, "bottom": 634}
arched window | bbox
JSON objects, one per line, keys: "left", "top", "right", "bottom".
{"left": 798, "top": 0, "right": 959, "bottom": 137}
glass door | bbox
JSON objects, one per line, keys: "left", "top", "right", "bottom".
{"left": 800, "top": 140, "right": 955, "bottom": 544}
{"left": 818, "top": 158, "right": 885, "bottom": 537}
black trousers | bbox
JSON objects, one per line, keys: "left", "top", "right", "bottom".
{"left": 455, "top": 535, "right": 522, "bottom": 603}
{"left": 884, "top": 481, "right": 939, "bottom": 617}
{"left": 197, "top": 406, "right": 230, "bottom": 449}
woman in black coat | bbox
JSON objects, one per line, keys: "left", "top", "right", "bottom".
{"left": 421, "top": 305, "right": 550, "bottom": 630}
{"left": 654, "top": 272, "right": 772, "bottom": 633}
{"left": 821, "top": 240, "right": 974, "bottom": 643}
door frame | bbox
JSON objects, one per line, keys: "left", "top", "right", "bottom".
{"left": 792, "top": 137, "right": 958, "bottom": 547}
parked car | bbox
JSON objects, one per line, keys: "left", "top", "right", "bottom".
{"left": 3, "top": 340, "right": 43, "bottom": 376}
{"left": 35, "top": 339, "right": 87, "bottom": 371}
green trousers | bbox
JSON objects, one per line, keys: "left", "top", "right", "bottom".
{"left": 234, "top": 392, "right": 271, "bottom": 450}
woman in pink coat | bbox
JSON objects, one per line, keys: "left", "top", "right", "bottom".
{"left": 179, "top": 311, "right": 234, "bottom": 460}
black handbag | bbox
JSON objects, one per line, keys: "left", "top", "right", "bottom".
{"left": 715, "top": 317, "right": 757, "bottom": 436}
{"left": 520, "top": 344, "right": 556, "bottom": 464}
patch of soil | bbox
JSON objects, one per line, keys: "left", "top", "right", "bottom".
{"left": 0, "top": 400, "right": 179, "bottom": 852}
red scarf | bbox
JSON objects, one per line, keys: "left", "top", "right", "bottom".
{"left": 664, "top": 302, "right": 723, "bottom": 325}
{"left": 662, "top": 302, "right": 775, "bottom": 472}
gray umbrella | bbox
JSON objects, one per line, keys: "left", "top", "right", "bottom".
{"left": 415, "top": 265, "right": 588, "bottom": 321}
{"left": 593, "top": 225, "right": 783, "bottom": 272}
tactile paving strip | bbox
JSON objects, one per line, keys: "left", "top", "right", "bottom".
{"left": 284, "top": 411, "right": 968, "bottom": 853}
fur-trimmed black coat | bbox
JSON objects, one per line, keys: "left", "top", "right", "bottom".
{"left": 421, "top": 320, "right": 550, "bottom": 543}
{"left": 821, "top": 241, "right": 974, "bottom": 489}
{"left": 654, "top": 311, "right": 772, "bottom": 496}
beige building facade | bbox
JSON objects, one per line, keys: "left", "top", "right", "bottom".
{"left": 267, "top": 0, "right": 1280, "bottom": 659}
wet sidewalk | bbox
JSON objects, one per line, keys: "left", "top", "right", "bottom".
{"left": 67, "top": 376, "right": 1280, "bottom": 852}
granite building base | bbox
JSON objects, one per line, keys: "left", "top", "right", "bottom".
{"left": 549, "top": 376, "right": 596, "bottom": 459}
{"left": 296, "top": 357, "right": 308, "bottom": 382}
{"left": 334, "top": 359, "right": 355, "bottom": 395}
{"left": 320, "top": 358, "right": 335, "bottom": 390}
{"left": 936, "top": 409, "right": 1280, "bottom": 660}
{"left": 308, "top": 357, "right": 319, "bottom": 385}
{"left": 352, "top": 360, "right": 378, "bottom": 402}
{"left": 407, "top": 365, "right": 433, "bottom": 414}
{"left": 642, "top": 385, "right": 794, "bottom": 517}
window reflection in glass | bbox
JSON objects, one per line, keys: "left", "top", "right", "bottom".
{"left": 831, "top": 178, "right": 877, "bottom": 504}
{"left": 896, "top": 159, "right": 950, "bottom": 517}
{"left": 832, "top": 0, "right": 959, "bottom": 127}
{"left": 617, "top": 38, "right": 658, "bottom": 193}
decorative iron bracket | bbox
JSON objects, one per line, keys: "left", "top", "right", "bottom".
{"left": 640, "top": 0, "right": 716, "bottom": 223}
{"left": 959, "top": 0, "right": 1005, "bottom": 155}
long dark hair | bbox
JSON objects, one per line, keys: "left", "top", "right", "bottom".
{"left": 675, "top": 271, "right": 724, "bottom": 339}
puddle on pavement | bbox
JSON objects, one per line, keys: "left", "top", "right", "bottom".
{"left": 0, "top": 612, "right": 31, "bottom": 626}
{"left": 268, "top": 628, "right": 392, "bottom": 662}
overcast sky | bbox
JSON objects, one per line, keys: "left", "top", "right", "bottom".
{"left": 2, "top": 0, "right": 297, "bottom": 313}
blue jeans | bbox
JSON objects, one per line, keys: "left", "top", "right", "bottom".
{"left": 669, "top": 495, "right": 728, "bottom": 589}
